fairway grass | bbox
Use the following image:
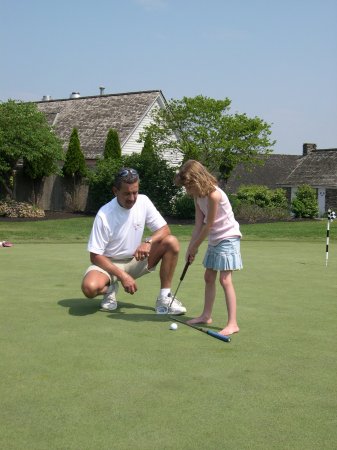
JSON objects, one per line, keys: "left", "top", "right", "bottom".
{"left": 0, "top": 216, "right": 336, "bottom": 243}
{"left": 0, "top": 240, "right": 336, "bottom": 449}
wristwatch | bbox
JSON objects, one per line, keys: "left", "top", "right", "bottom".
{"left": 144, "top": 237, "right": 152, "bottom": 245}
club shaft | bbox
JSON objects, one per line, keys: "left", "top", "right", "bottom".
{"left": 169, "top": 261, "right": 190, "bottom": 307}
{"left": 171, "top": 317, "right": 231, "bottom": 343}
{"left": 180, "top": 261, "right": 190, "bottom": 281}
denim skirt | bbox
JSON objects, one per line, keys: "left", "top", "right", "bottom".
{"left": 203, "top": 237, "right": 243, "bottom": 271}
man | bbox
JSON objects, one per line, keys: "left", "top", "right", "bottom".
{"left": 81, "top": 167, "right": 186, "bottom": 315}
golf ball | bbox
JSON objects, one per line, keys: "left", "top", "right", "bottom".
{"left": 170, "top": 323, "right": 178, "bottom": 330}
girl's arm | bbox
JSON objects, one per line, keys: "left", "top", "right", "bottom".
{"left": 187, "top": 190, "right": 220, "bottom": 262}
{"left": 190, "top": 198, "right": 204, "bottom": 241}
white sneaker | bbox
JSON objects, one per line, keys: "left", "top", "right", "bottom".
{"left": 100, "top": 282, "right": 119, "bottom": 311}
{"left": 155, "top": 293, "right": 187, "bottom": 315}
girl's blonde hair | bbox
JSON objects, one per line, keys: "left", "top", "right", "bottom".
{"left": 174, "top": 160, "right": 218, "bottom": 197}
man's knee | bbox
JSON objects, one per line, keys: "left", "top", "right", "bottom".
{"left": 81, "top": 277, "right": 102, "bottom": 298}
{"left": 163, "top": 234, "right": 180, "bottom": 253}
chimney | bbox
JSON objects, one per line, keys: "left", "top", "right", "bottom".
{"left": 303, "top": 143, "right": 317, "bottom": 156}
{"left": 99, "top": 86, "right": 105, "bottom": 96}
{"left": 42, "top": 95, "right": 52, "bottom": 101}
{"left": 70, "top": 92, "right": 80, "bottom": 99}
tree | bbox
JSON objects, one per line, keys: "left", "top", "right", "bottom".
{"left": 88, "top": 152, "right": 179, "bottom": 215}
{"left": 0, "top": 100, "right": 64, "bottom": 199}
{"left": 139, "top": 95, "right": 275, "bottom": 182}
{"left": 141, "top": 133, "right": 155, "bottom": 157}
{"left": 103, "top": 128, "right": 122, "bottom": 160}
{"left": 123, "top": 152, "right": 179, "bottom": 216}
{"left": 62, "top": 128, "right": 87, "bottom": 211}
{"left": 62, "top": 128, "right": 87, "bottom": 178}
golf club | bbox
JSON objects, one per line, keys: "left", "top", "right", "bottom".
{"left": 171, "top": 316, "right": 231, "bottom": 343}
{"left": 156, "top": 261, "right": 190, "bottom": 314}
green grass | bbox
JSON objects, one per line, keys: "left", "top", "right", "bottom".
{"left": 0, "top": 220, "right": 337, "bottom": 449}
{"left": 0, "top": 216, "right": 336, "bottom": 243}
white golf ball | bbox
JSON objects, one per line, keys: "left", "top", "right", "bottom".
{"left": 170, "top": 323, "right": 178, "bottom": 330}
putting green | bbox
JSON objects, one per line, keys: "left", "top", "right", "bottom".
{"left": 0, "top": 241, "right": 336, "bottom": 449}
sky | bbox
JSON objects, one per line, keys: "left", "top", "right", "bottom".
{"left": 1, "top": 0, "right": 336, "bottom": 155}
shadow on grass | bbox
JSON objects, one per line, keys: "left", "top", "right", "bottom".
{"left": 58, "top": 298, "right": 99, "bottom": 316}
{"left": 58, "top": 298, "right": 222, "bottom": 329}
{"left": 58, "top": 298, "right": 155, "bottom": 318}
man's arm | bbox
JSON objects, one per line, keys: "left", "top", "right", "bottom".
{"left": 133, "top": 224, "right": 171, "bottom": 260}
{"left": 90, "top": 252, "right": 138, "bottom": 294}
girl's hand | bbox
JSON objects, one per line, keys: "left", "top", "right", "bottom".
{"left": 187, "top": 245, "right": 198, "bottom": 263}
{"left": 187, "top": 254, "right": 195, "bottom": 264}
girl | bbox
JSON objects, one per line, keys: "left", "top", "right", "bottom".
{"left": 175, "top": 160, "right": 242, "bottom": 336}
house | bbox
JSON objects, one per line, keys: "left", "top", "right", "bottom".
{"left": 36, "top": 89, "right": 180, "bottom": 165}
{"left": 18, "top": 88, "right": 337, "bottom": 216}
{"left": 14, "top": 89, "right": 181, "bottom": 211}
{"left": 278, "top": 143, "right": 337, "bottom": 216}
{"left": 227, "top": 143, "right": 337, "bottom": 216}
{"left": 226, "top": 154, "right": 300, "bottom": 198}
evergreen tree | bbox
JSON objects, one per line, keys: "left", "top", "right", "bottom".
{"left": 141, "top": 133, "right": 155, "bottom": 157}
{"left": 63, "top": 128, "right": 87, "bottom": 177}
{"left": 104, "top": 129, "right": 121, "bottom": 160}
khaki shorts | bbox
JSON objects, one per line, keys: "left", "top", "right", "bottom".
{"left": 84, "top": 257, "right": 156, "bottom": 285}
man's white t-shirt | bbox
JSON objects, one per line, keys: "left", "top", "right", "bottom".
{"left": 87, "top": 195, "right": 167, "bottom": 259}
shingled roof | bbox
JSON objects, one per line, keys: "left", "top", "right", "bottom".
{"left": 36, "top": 90, "right": 166, "bottom": 159}
{"left": 226, "top": 154, "right": 300, "bottom": 193}
{"left": 280, "top": 148, "right": 337, "bottom": 188}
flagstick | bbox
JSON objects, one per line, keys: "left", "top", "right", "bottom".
{"left": 326, "top": 209, "right": 336, "bottom": 267}
{"left": 326, "top": 219, "right": 330, "bottom": 267}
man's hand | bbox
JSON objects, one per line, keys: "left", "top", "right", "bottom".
{"left": 134, "top": 242, "right": 151, "bottom": 261}
{"left": 120, "top": 273, "right": 138, "bottom": 295}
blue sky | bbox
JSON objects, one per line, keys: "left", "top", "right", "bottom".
{"left": 1, "top": 0, "right": 336, "bottom": 154}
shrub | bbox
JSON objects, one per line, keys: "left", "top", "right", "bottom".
{"left": 237, "top": 185, "right": 287, "bottom": 209}
{"left": 291, "top": 184, "right": 318, "bottom": 218}
{"left": 171, "top": 192, "right": 195, "bottom": 219}
{"left": 88, "top": 153, "right": 179, "bottom": 216}
{"left": 88, "top": 158, "right": 123, "bottom": 210}
{"left": 270, "top": 189, "right": 288, "bottom": 208}
{"left": 234, "top": 204, "right": 290, "bottom": 223}
{"left": 0, "top": 200, "right": 45, "bottom": 218}
{"left": 123, "top": 153, "right": 179, "bottom": 216}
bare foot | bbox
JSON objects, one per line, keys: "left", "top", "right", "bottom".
{"left": 219, "top": 325, "right": 239, "bottom": 336}
{"left": 187, "top": 316, "right": 213, "bottom": 325}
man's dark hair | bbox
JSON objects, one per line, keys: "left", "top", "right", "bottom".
{"left": 113, "top": 167, "right": 139, "bottom": 189}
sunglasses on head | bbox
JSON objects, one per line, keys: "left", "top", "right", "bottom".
{"left": 117, "top": 168, "right": 138, "bottom": 178}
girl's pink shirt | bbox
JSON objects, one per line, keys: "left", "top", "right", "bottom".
{"left": 197, "top": 186, "right": 242, "bottom": 245}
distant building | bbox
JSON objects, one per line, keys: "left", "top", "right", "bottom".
{"left": 278, "top": 144, "right": 337, "bottom": 216}
{"left": 226, "top": 154, "right": 300, "bottom": 196}
{"left": 17, "top": 89, "right": 337, "bottom": 215}
{"left": 227, "top": 143, "right": 337, "bottom": 216}
{"left": 37, "top": 89, "right": 180, "bottom": 165}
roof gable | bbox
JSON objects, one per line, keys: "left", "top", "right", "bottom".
{"left": 36, "top": 90, "right": 165, "bottom": 159}
{"left": 280, "top": 149, "right": 337, "bottom": 188}
{"left": 226, "top": 154, "right": 300, "bottom": 192}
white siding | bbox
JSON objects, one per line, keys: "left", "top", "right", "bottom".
{"left": 121, "top": 98, "right": 183, "bottom": 166}
{"left": 121, "top": 105, "right": 156, "bottom": 155}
